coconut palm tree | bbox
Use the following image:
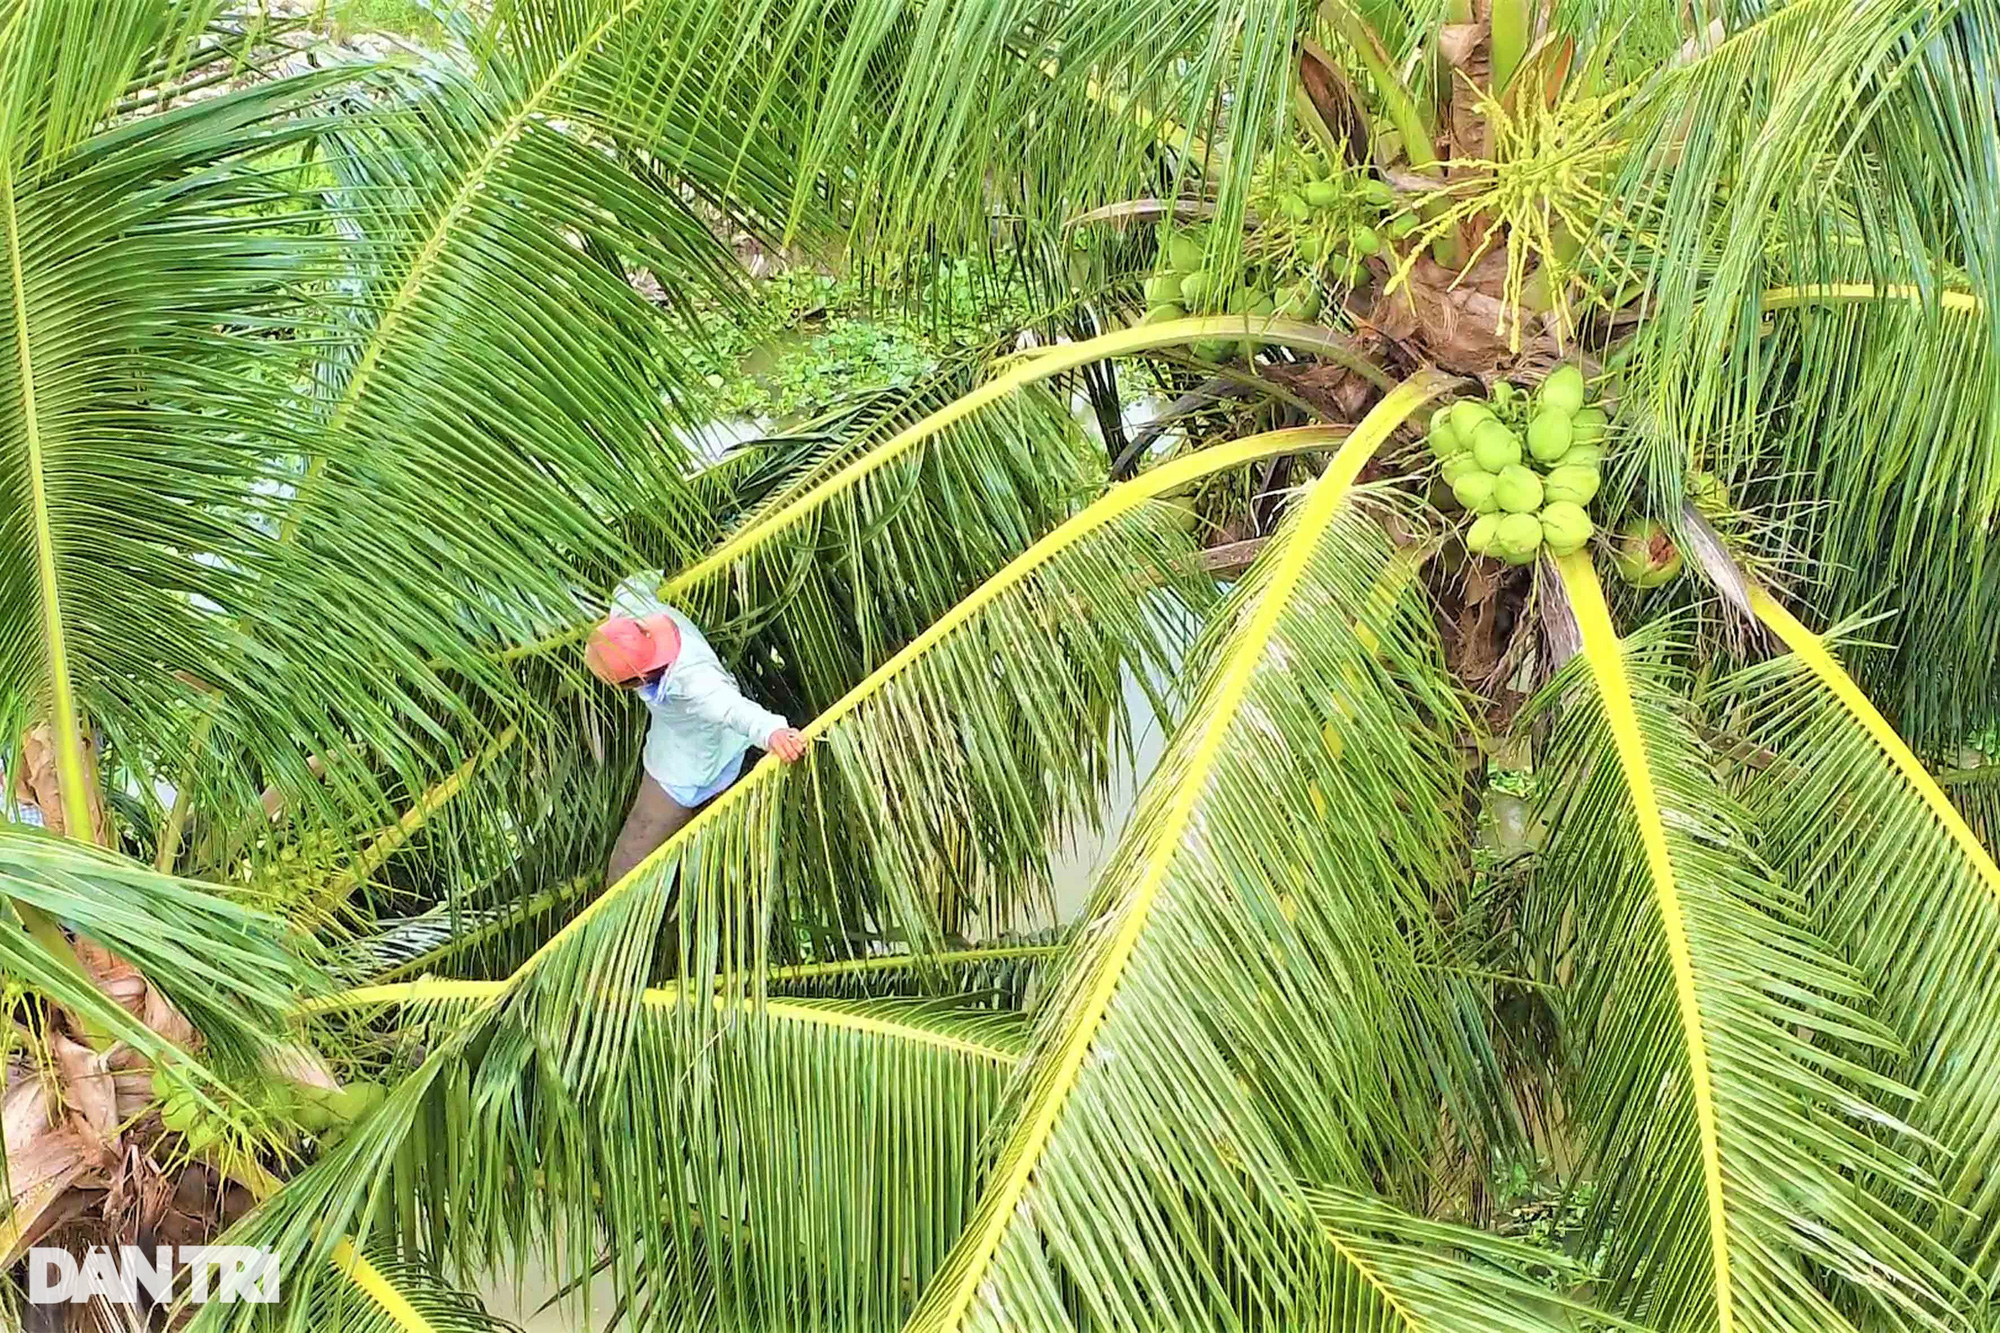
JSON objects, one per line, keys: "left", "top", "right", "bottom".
{"left": 6, "top": 0, "right": 2000, "bottom": 1329}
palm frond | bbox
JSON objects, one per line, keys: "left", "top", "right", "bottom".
{"left": 0, "top": 43, "right": 365, "bottom": 842}
{"left": 1716, "top": 587, "right": 2000, "bottom": 1289}
{"left": 0, "top": 826, "right": 323, "bottom": 1121}
{"left": 1532, "top": 553, "right": 1960, "bottom": 1331}
{"left": 228, "top": 983, "right": 1024, "bottom": 1333}
{"left": 223, "top": 1242, "right": 520, "bottom": 1333}
{"left": 1607, "top": 0, "right": 2000, "bottom": 747}
{"left": 1308, "top": 1187, "right": 1627, "bottom": 1333}
{"left": 740, "top": 0, "right": 1319, "bottom": 262}
{"left": 904, "top": 373, "right": 1541, "bottom": 1331}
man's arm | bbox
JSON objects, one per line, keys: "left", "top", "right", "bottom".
{"left": 678, "top": 666, "right": 806, "bottom": 761}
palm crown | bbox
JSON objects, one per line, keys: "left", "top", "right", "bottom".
{"left": 4, "top": 0, "right": 1999, "bottom": 1330}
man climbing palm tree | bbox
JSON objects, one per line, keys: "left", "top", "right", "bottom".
{"left": 587, "top": 573, "right": 809, "bottom": 884}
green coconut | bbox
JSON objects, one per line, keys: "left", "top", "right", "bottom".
{"left": 1140, "top": 303, "right": 1185, "bottom": 325}
{"left": 1558, "top": 443, "right": 1604, "bottom": 469}
{"left": 1452, "top": 471, "right": 1500, "bottom": 514}
{"left": 1493, "top": 513, "right": 1544, "bottom": 565}
{"left": 1689, "top": 469, "right": 1730, "bottom": 516}
{"left": 1441, "top": 453, "right": 1480, "bottom": 484}
{"left": 1428, "top": 410, "right": 1462, "bottom": 458}
{"left": 1494, "top": 464, "right": 1544, "bottom": 514}
{"left": 1543, "top": 463, "right": 1601, "bottom": 506}
{"left": 160, "top": 1092, "right": 200, "bottom": 1133}
{"left": 1144, "top": 273, "right": 1185, "bottom": 306}
{"left": 294, "top": 1095, "right": 337, "bottom": 1132}
{"left": 1330, "top": 255, "right": 1369, "bottom": 287}
{"left": 327, "top": 1081, "right": 388, "bottom": 1123}
{"left": 1168, "top": 232, "right": 1206, "bottom": 271}
{"left": 1539, "top": 501, "right": 1593, "bottom": 555}
{"left": 1465, "top": 513, "right": 1502, "bottom": 555}
{"left": 1178, "top": 271, "right": 1216, "bottom": 308}
{"left": 1279, "top": 192, "right": 1312, "bottom": 222}
{"left": 1449, "top": 399, "right": 1494, "bottom": 440}
{"left": 1569, "top": 406, "right": 1609, "bottom": 446}
{"left": 1471, "top": 420, "right": 1523, "bottom": 473}
{"left": 1192, "top": 337, "right": 1233, "bottom": 363}
{"left": 1526, "top": 409, "right": 1572, "bottom": 464}
{"left": 1383, "top": 211, "right": 1418, "bottom": 239}
{"left": 1296, "top": 232, "right": 1325, "bottom": 264}
{"left": 1276, "top": 284, "right": 1322, "bottom": 320}
{"left": 1610, "top": 520, "right": 1684, "bottom": 588}
{"left": 1360, "top": 179, "right": 1396, "bottom": 206}
{"left": 1538, "top": 364, "right": 1587, "bottom": 416}
{"left": 1303, "top": 180, "right": 1341, "bottom": 209}
{"left": 1349, "top": 224, "right": 1382, "bottom": 257}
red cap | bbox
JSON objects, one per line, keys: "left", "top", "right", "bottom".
{"left": 585, "top": 613, "right": 682, "bottom": 684}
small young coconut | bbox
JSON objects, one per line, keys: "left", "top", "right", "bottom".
{"left": 1494, "top": 464, "right": 1544, "bottom": 514}
{"left": 1465, "top": 513, "right": 1502, "bottom": 555}
{"left": 1159, "top": 497, "right": 1203, "bottom": 533}
{"left": 1296, "top": 232, "right": 1325, "bottom": 264}
{"left": 1303, "top": 179, "right": 1342, "bottom": 209}
{"left": 1610, "top": 520, "right": 1684, "bottom": 588}
{"left": 1542, "top": 463, "right": 1601, "bottom": 506}
{"left": 1494, "top": 513, "right": 1545, "bottom": 565}
{"left": 1349, "top": 224, "right": 1382, "bottom": 256}
{"left": 1449, "top": 399, "right": 1495, "bottom": 440}
{"left": 1145, "top": 273, "right": 1185, "bottom": 306}
{"left": 1168, "top": 232, "right": 1206, "bottom": 271}
{"left": 1276, "top": 283, "right": 1322, "bottom": 320}
{"left": 1526, "top": 409, "right": 1573, "bottom": 464}
{"left": 1569, "top": 406, "right": 1609, "bottom": 446}
{"left": 160, "top": 1091, "right": 201, "bottom": 1133}
{"left": 1689, "top": 469, "right": 1730, "bottom": 516}
{"left": 1428, "top": 410, "right": 1462, "bottom": 458}
{"left": 1332, "top": 255, "right": 1370, "bottom": 287}
{"left": 1383, "top": 211, "right": 1418, "bottom": 239}
{"left": 289, "top": 1088, "right": 337, "bottom": 1131}
{"left": 1140, "top": 303, "right": 1186, "bottom": 326}
{"left": 1452, "top": 471, "right": 1501, "bottom": 514}
{"left": 1178, "top": 271, "right": 1216, "bottom": 308}
{"left": 1360, "top": 179, "right": 1397, "bottom": 206}
{"left": 1441, "top": 452, "right": 1480, "bottom": 484}
{"left": 1471, "top": 420, "right": 1523, "bottom": 473}
{"left": 1539, "top": 501, "right": 1593, "bottom": 555}
{"left": 1539, "top": 364, "right": 1587, "bottom": 416}
{"left": 1280, "top": 192, "right": 1312, "bottom": 222}
{"left": 1192, "top": 337, "right": 1233, "bottom": 363}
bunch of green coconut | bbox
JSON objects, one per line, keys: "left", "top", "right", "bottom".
{"left": 153, "top": 1066, "right": 387, "bottom": 1150}
{"left": 1143, "top": 224, "right": 1323, "bottom": 363}
{"left": 1431, "top": 364, "right": 1607, "bottom": 566}
{"left": 1267, "top": 159, "right": 1420, "bottom": 287}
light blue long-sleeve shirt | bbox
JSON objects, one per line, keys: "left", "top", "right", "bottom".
{"left": 609, "top": 574, "right": 788, "bottom": 806}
